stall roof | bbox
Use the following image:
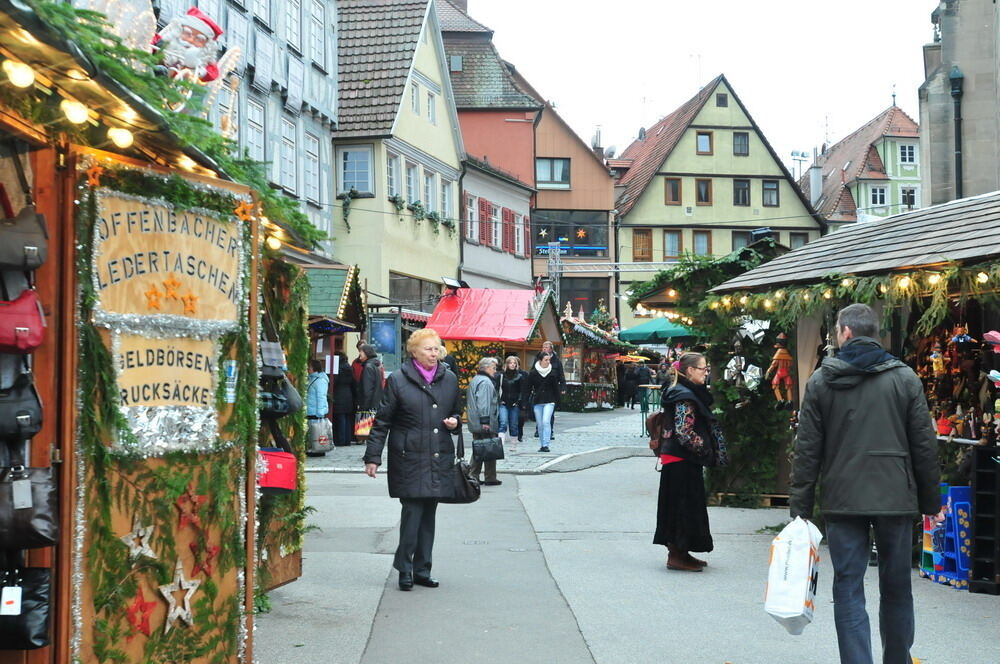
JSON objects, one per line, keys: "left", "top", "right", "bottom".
{"left": 713, "top": 190, "right": 1000, "bottom": 292}
{"left": 619, "top": 318, "right": 699, "bottom": 343}
{"left": 427, "top": 288, "right": 560, "bottom": 342}
{"left": 305, "top": 264, "right": 366, "bottom": 332}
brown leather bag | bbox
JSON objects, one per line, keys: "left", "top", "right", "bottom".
{"left": 646, "top": 411, "right": 664, "bottom": 451}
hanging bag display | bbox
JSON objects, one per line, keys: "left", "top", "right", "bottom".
{"left": 0, "top": 550, "right": 51, "bottom": 650}
{"left": 257, "top": 420, "right": 297, "bottom": 495}
{"left": 0, "top": 289, "right": 45, "bottom": 354}
{"left": 0, "top": 440, "right": 58, "bottom": 549}
{"left": 0, "top": 144, "right": 47, "bottom": 272}
{"left": 259, "top": 365, "right": 302, "bottom": 419}
{"left": 0, "top": 372, "right": 42, "bottom": 440}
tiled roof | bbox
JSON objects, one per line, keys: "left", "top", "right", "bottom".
{"left": 713, "top": 190, "right": 1000, "bottom": 292}
{"left": 798, "top": 106, "right": 919, "bottom": 222}
{"left": 435, "top": 0, "right": 491, "bottom": 33}
{"left": 606, "top": 158, "right": 633, "bottom": 168}
{"left": 442, "top": 38, "right": 542, "bottom": 109}
{"left": 464, "top": 155, "right": 535, "bottom": 191}
{"left": 305, "top": 264, "right": 358, "bottom": 320}
{"left": 615, "top": 76, "right": 722, "bottom": 217}
{"left": 336, "top": 0, "right": 429, "bottom": 138}
{"left": 428, "top": 288, "right": 559, "bottom": 342}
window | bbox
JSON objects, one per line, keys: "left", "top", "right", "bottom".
{"left": 309, "top": 0, "right": 326, "bottom": 65}
{"left": 716, "top": 93, "right": 728, "bottom": 107}
{"left": 901, "top": 187, "right": 917, "bottom": 209}
{"left": 217, "top": 80, "right": 240, "bottom": 141}
{"left": 285, "top": 0, "right": 301, "bottom": 50}
{"left": 664, "top": 230, "right": 682, "bottom": 259}
{"left": 693, "top": 230, "right": 712, "bottom": 255}
{"left": 253, "top": 0, "right": 270, "bottom": 24}
{"left": 304, "top": 132, "right": 320, "bottom": 203}
{"left": 533, "top": 210, "right": 608, "bottom": 257}
{"left": 561, "top": 277, "right": 609, "bottom": 317}
{"left": 490, "top": 203, "right": 502, "bottom": 246}
{"left": 337, "top": 145, "right": 373, "bottom": 194}
{"left": 423, "top": 171, "right": 436, "bottom": 211}
{"left": 406, "top": 163, "right": 418, "bottom": 202}
{"left": 871, "top": 186, "right": 886, "bottom": 207}
{"left": 427, "top": 92, "right": 436, "bottom": 124}
{"left": 733, "top": 179, "right": 750, "bottom": 206}
{"left": 515, "top": 214, "right": 525, "bottom": 255}
{"left": 695, "top": 178, "right": 713, "bottom": 205}
{"left": 246, "top": 98, "right": 265, "bottom": 162}
{"left": 386, "top": 153, "right": 400, "bottom": 197}
{"left": 411, "top": 83, "right": 420, "bottom": 114}
{"left": 465, "top": 193, "right": 477, "bottom": 239}
{"left": 762, "top": 180, "right": 779, "bottom": 207}
{"left": 900, "top": 144, "right": 916, "bottom": 164}
{"left": 280, "top": 118, "right": 297, "bottom": 193}
{"left": 731, "top": 231, "right": 751, "bottom": 251}
{"left": 536, "top": 158, "right": 570, "bottom": 189}
{"left": 733, "top": 131, "right": 749, "bottom": 156}
{"left": 789, "top": 232, "right": 809, "bottom": 249}
{"left": 664, "top": 178, "right": 682, "bottom": 205}
{"left": 696, "top": 131, "right": 713, "bottom": 155}
{"left": 440, "top": 179, "right": 452, "bottom": 218}
{"left": 633, "top": 228, "right": 652, "bottom": 262}
{"left": 389, "top": 273, "right": 441, "bottom": 313}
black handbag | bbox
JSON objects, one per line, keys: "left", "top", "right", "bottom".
{"left": 0, "top": 371, "right": 42, "bottom": 439}
{"left": 259, "top": 365, "right": 302, "bottom": 419}
{"left": 472, "top": 436, "right": 505, "bottom": 462}
{"left": 0, "top": 551, "right": 51, "bottom": 650}
{"left": 0, "top": 145, "right": 47, "bottom": 272}
{"left": 0, "top": 442, "right": 58, "bottom": 549}
{"left": 438, "top": 429, "right": 480, "bottom": 505}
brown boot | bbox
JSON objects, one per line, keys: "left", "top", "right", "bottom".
{"left": 685, "top": 553, "right": 708, "bottom": 568}
{"left": 666, "top": 548, "right": 703, "bottom": 572}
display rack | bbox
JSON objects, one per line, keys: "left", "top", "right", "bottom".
{"left": 971, "top": 446, "right": 1000, "bottom": 595}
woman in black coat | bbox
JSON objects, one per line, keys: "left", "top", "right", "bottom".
{"left": 623, "top": 364, "right": 640, "bottom": 408}
{"left": 499, "top": 356, "right": 528, "bottom": 443}
{"left": 526, "top": 353, "right": 561, "bottom": 453}
{"left": 363, "top": 329, "right": 462, "bottom": 591}
{"left": 331, "top": 352, "right": 356, "bottom": 446}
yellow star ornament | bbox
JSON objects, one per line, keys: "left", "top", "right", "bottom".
{"left": 144, "top": 284, "right": 162, "bottom": 310}
{"left": 85, "top": 164, "right": 105, "bottom": 187}
{"left": 234, "top": 201, "right": 255, "bottom": 221}
{"left": 181, "top": 291, "right": 199, "bottom": 315}
{"left": 162, "top": 274, "right": 182, "bottom": 300}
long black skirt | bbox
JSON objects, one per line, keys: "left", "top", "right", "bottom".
{"left": 652, "top": 459, "right": 713, "bottom": 553}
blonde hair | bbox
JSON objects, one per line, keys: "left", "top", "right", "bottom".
{"left": 407, "top": 328, "right": 443, "bottom": 355}
{"left": 672, "top": 352, "right": 706, "bottom": 386}
{"left": 504, "top": 356, "right": 520, "bottom": 370}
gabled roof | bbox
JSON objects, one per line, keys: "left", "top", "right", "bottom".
{"left": 713, "top": 190, "right": 1000, "bottom": 292}
{"left": 336, "top": 0, "right": 429, "bottom": 138}
{"left": 305, "top": 264, "right": 366, "bottom": 329}
{"left": 435, "top": 0, "right": 492, "bottom": 33}
{"left": 428, "top": 288, "right": 560, "bottom": 342}
{"left": 464, "top": 155, "right": 535, "bottom": 192}
{"left": 442, "top": 38, "right": 542, "bottom": 109}
{"left": 798, "top": 106, "right": 919, "bottom": 222}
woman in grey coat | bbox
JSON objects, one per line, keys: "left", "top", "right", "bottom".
{"left": 467, "top": 357, "right": 501, "bottom": 486}
{"left": 363, "top": 329, "right": 462, "bottom": 591}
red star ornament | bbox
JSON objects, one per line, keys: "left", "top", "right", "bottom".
{"left": 190, "top": 540, "right": 221, "bottom": 577}
{"left": 126, "top": 587, "right": 156, "bottom": 639}
{"left": 174, "top": 484, "right": 208, "bottom": 530}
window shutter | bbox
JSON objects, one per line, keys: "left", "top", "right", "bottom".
{"left": 523, "top": 216, "right": 532, "bottom": 257}
{"left": 502, "top": 208, "right": 514, "bottom": 251}
{"left": 479, "top": 198, "right": 491, "bottom": 244}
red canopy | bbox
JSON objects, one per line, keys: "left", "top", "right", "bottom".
{"left": 428, "top": 288, "right": 554, "bottom": 342}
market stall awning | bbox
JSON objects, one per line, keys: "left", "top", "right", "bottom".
{"left": 619, "top": 318, "right": 699, "bottom": 343}
{"left": 713, "top": 190, "right": 1000, "bottom": 292}
{"left": 428, "top": 288, "right": 561, "bottom": 343}
{"left": 305, "top": 264, "right": 366, "bottom": 334}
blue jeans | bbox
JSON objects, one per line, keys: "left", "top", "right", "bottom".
{"left": 533, "top": 402, "right": 555, "bottom": 448}
{"left": 498, "top": 405, "right": 521, "bottom": 437}
{"left": 825, "top": 515, "right": 916, "bottom": 664}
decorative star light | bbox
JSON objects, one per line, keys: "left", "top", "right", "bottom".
{"left": 85, "top": 164, "right": 105, "bottom": 187}
{"left": 538, "top": 228, "right": 548, "bottom": 238}
{"left": 576, "top": 228, "right": 587, "bottom": 239}
{"left": 120, "top": 516, "right": 157, "bottom": 559}
{"left": 181, "top": 291, "right": 199, "bottom": 315}
{"left": 233, "top": 200, "right": 254, "bottom": 221}
{"left": 162, "top": 274, "right": 182, "bottom": 300}
{"left": 736, "top": 316, "right": 770, "bottom": 343}
{"left": 158, "top": 559, "right": 200, "bottom": 634}
{"left": 190, "top": 540, "right": 221, "bottom": 577}
{"left": 144, "top": 284, "right": 162, "bottom": 310}
{"left": 125, "top": 587, "right": 156, "bottom": 639}
{"left": 175, "top": 483, "right": 208, "bottom": 530}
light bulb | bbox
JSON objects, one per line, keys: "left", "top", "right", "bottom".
{"left": 898, "top": 276, "right": 912, "bottom": 289}
{"left": 775, "top": 290, "right": 784, "bottom": 300}
{"left": 265, "top": 235, "right": 282, "bottom": 251}
{"left": 927, "top": 273, "right": 942, "bottom": 285}
{"left": 709, "top": 301, "right": 719, "bottom": 310}
{"left": 977, "top": 272, "right": 989, "bottom": 284}
{"left": 177, "top": 155, "right": 196, "bottom": 171}
{"left": 2, "top": 60, "right": 34, "bottom": 88}
{"left": 60, "top": 99, "right": 89, "bottom": 124}
{"left": 841, "top": 278, "right": 853, "bottom": 288}
{"left": 667, "top": 289, "right": 677, "bottom": 297}
{"left": 739, "top": 295, "right": 748, "bottom": 305}
{"left": 879, "top": 283, "right": 889, "bottom": 294}
{"left": 823, "top": 289, "right": 832, "bottom": 299}
{"left": 107, "top": 127, "right": 133, "bottom": 148}
{"left": 764, "top": 299, "right": 773, "bottom": 309}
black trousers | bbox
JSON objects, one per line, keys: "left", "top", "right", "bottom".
{"left": 394, "top": 498, "right": 438, "bottom": 577}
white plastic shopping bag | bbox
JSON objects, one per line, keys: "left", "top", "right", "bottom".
{"left": 764, "top": 516, "right": 823, "bottom": 635}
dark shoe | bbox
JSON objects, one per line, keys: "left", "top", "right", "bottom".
{"left": 666, "top": 553, "right": 702, "bottom": 572}
{"left": 685, "top": 553, "right": 708, "bottom": 568}
{"left": 484, "top": 480, "right": 502, "bottom": 486}
{"left": 534, "top": 431, "right": 539, "bottom": 438}
{"left": 517, "top": 436, "right": 523, "bottom": 442}
{"left": 413, "top": 576, "right": 439, "bottom": 588}
{"left": 540, "top": 446, "right": 550, "bottom": 453}
{"left": 398, "top": 572, "right": 413, "bottom": 590}
{"left": 306, "top": 451, "right": 326, "bottom": 457}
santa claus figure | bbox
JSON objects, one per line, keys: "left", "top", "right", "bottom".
{"left": 153, "top": 7, "right": 224, "bottom": 83}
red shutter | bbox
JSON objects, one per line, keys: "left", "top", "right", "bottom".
{"left": 479, "top": 198, "right": 491, "bottom": 245}
{"left": 523, "top": 216, "right": 532, "bottom": 257}
{"left": 501, "top": 208, "right": 513, "bottom": 252}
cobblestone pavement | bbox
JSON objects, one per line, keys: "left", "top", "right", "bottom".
{"left": 304, "top": 407, "right": 649, "bottom": 474}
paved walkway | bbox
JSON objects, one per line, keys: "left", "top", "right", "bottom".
{"left": 305, "top": 408, "right": 649, "bottom": 474}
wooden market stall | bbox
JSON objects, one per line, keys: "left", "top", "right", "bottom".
{"left": 558, "top": 302, "right": 637, "bottom": 411}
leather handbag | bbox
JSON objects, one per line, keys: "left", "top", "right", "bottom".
{"left": 0, "top": 443, "right": 58, "bottom": 549}
{"left": 471, "top": 436, "right": 505, "bottom": 462}
{"left": 438, "top": 429, "right": 480, "bottom": 505}
{"left": 0, "top": 289, "right": 45, "bottom": 354}
{"left": 0, "top": 372, "right": 42, "bottom": 440}
{"left": 0, "top": 551, "right": 51, "bottom": 650}
{"left": 0, "top": 207, "right": 47, "bottom": 271}
{"left": 259, "top": 366, "right": 302, "bottom": 419}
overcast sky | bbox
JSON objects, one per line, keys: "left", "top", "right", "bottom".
{"left": 467, "top": 0, "right": 935, "bottom": 174}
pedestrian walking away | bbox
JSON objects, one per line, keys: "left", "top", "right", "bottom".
{"left": 527, "top": 352, "right": 560, "bottom": 452}
{"left": 306, "top": 359, "right": 330, "bottom": 420}
{"left": 467, "top": 356, "right": 502, "bottom": 486}
{"left": 533, "top": 340, "right": 565, "bottom": 440}
{"left": 330, "top": 352, "right": 356, "bottom": 446}
{"left": 790, "top": 303, "right": 942, "bottom": 664}
{"left": 363, "top": 328, "right": 462, "bottom": 591}
{"left": 635, "top": 361, "right": 653, "bottom": 408}
{"left": 652, "top": 352, "right": 727, "bottom": 572}
{"left": 499, "top": 355, "right": 528, "bottom": 445}
{"left": 355, "top": 343, "right": 385, "bottom": 443}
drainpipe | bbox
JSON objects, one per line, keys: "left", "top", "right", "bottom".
{"left": 457, "top": 160, "right": 467, "bottom": 280}
{"left": 949, "top": 65, "right": 964, "bottom": 200}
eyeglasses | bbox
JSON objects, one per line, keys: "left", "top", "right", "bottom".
{"left": 692, "top": 365, "right": 710, "bottom": 372}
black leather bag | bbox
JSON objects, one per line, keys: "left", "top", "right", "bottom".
{"left": 0, "top": 207, "right": 47, "bottom": 271}
{"left": 259, "top": 365, "right": 302, "bottom": 419}
{"left": 0, "top": 443, "right": 59, "bottom": 549}
{"left": 472, "top": 436, "right": 505, "bottom": 462}
{"left": 438, "top": 429, "right": 480, "bottom": 504}
{"left": 0, "top": 372, "right": 42, "bottom": 439}
{"left": 0, "top": 552, "right": 51, "bottom": 650}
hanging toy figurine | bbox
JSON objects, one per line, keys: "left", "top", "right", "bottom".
{"left": 765, "top": 332, "right": 795, "bottom": 409}
{"left": 929, "top": 341, "right": 946, "bottom": 377}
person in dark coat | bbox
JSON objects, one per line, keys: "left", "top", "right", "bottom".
{"left": 653, "top": 352, "right": 727, "bottom": 572}
{"left": 355, "top": 344, "right": 385, "bottom": 443}
{"left": 440, "top": 346, "right": 459, "bottom": 376}
{"left": 533, "top": 340, "right": 565, "bottom": 439}
{"left": 331, "top": 352, "right": 356, "bottom": 446}
{"left": 364, "top": 329, "right": 462, "bottom": 591}
{"left": 635, "top": 361, "right": 654, "bottom": 409}
{"left": 499, "top": 356, "right": 528, "bottom": 443}
{"left": 616, "top": 361, "right": 627, "bottom": 406}
{"left": 623, "top": 364, "right": 640, "bottom": 408}
{"left": 467, "top": 357, "right": 501, "bottom": 486}
{"left": 526, "top": 353, "right": 561, "bottom": 452}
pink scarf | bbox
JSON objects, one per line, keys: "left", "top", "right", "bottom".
{"left": 413, "top": 360, "right": 437, "bottom": 384}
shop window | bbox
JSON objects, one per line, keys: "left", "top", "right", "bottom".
{"left": 532, "top": 210, "right": 607, "bottom": 257}
{"left": 664, "top": 178, "right": 682, "bottom": 205}
{"left": 633, "top": 228, "right": 652, "bottom": 262}
{"left": 561, "top": 277, "right": 609, "bottom": 318}
{"left": 389, "top": 273, "right": 441, "bottom": 313}
{"left": 693, "top": 230, "right": 712, "bottom": 255}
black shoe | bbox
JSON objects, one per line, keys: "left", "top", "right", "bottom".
{"left": 399, "top": 572, "right": 413, "bottom": 591}
{"left": 485, "top": 480, "right": 502, "bottom": 486}
{"left": 413, "top": 576, "right": 439, "bottom": 588}
{"left": 540, "top": 446, "right": 550, "bottom": 453}
{"left": 517, "top": 436, "right": 523, "bottom": 442}
{"left": 534, "top": 431, "right": 539, "bottom": 438}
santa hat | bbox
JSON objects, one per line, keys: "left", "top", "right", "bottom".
{"left": 178, "top": 7, "right": 224, "bottom": 40}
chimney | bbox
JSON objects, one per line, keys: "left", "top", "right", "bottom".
{"left": 452, "top": 0, "right": 469, "bottom": 11}
{"left": 591, "top": 127, "right": 604, "bottom": 161}
{"left": 808, "top": 148, "right": 822, "bottom": 207}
